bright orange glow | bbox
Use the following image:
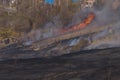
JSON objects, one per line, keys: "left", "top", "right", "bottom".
{"left": 59, "top": 13, "right": 95, "bottom": 33}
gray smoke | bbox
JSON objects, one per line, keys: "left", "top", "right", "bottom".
{"left": 23, "top": 0, "right": 120, "bottom": 49}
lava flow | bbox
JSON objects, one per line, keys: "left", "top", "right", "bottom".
{"left": 60, "top": 12, "right": 95, "bottom": 33}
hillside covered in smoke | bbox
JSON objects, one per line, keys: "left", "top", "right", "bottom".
{"left": 0, "top": 0, "right": 120, "bottom": 57}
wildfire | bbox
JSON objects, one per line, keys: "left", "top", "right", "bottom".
{"left": 59, "top": 12, "right": 95, "bottom": 33}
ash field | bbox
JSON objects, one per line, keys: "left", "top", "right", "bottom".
{"left": 0, "top": 47, "right": 120, "bottom": 80}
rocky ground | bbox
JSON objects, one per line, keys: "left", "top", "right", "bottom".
{"left": 0, "top": 47, "right": 120, "bottom": 80}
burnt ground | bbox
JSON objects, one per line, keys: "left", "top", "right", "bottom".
{"left": 0, "top": 47, "right": 120, "bottom": 80}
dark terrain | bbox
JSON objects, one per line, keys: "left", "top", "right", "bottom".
{"left": 0, "top": 0, "right": 120, "bottom": 80}
{"left": 0, "top": 47, "right": 120, "bottom": 80}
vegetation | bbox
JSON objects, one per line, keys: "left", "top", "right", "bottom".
{"left": 0, "top": 0, "right": 81, "bottom": 39}
{"left": 0, "top": 28, "right": 18, "bottom": 39}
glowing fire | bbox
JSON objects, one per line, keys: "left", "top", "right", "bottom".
{"left": 59, "top": 12, "right": 95, "bottom": 33}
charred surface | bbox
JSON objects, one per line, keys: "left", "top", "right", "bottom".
{"left": 0, "top": 47, "right": 120, "bottom": 80}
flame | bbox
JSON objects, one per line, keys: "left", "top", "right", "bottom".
{"left": 59, "top": 13, "right": 95, "bottom": 33}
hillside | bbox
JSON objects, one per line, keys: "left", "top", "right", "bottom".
{"left": 0, "top": 0, "right": 120, "bottom": 80}
{"left": 0, "top": 47, "right": 120, "bottom": 80}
